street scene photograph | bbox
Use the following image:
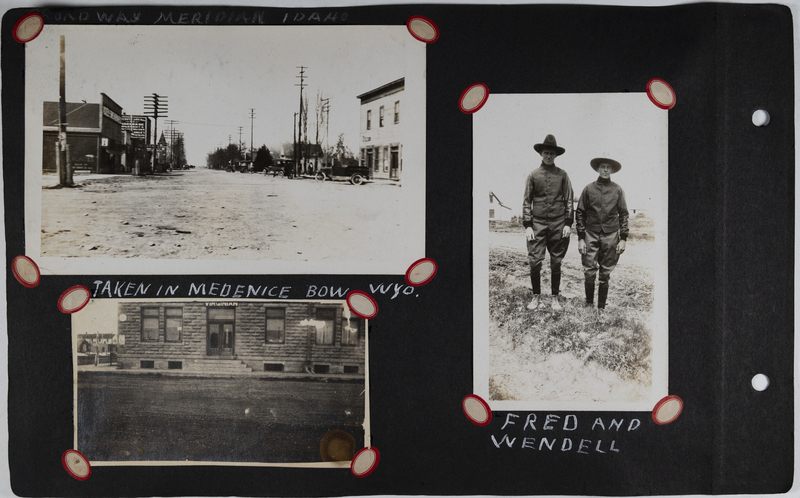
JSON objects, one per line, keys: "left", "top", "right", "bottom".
{"left": 472, "top": 93, "right": 669, "bottom": 412}
{"left": 24, "top": 25, "right": 425, "bottom": 275}
{"left": 73, "top": 298, "right": 368, "bottom": 465}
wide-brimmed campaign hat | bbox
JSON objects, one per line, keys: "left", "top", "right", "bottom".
{"left": 590, "top": 157, "right": 622, "bottom": 173}
{"left": 533, "top": 134, "right": 565, "bottom": 156}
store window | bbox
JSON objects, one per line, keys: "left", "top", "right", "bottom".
{"left": 165, "top": 307, "right": 182, "bottom": 342}
{"left": 342, "top": 316, "right": 363, "bottom": 346}
{"left": 315, "top": 308, "right": 335, "bottom": 345}
{"left": 141, "top": 307, "right": 159, "bottom": 342}
{"left": 266, "top": 308, "right": 286, "bottom": 344}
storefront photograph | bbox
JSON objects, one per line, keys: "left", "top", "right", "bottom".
{"left": 73, "top": 298, "right": 368, "bottom": 465}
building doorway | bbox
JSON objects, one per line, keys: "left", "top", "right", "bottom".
{"left": 207, "top": 307, "right": 235, "bottom": 356}
{"left": 390, "top": 147, "right": 400, "bottom": 181}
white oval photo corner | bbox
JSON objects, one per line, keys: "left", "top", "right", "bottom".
{"left": 463, "top": 396, "right": 489, "bottom": 424}
{"left": 752, "top": 109, "right": 770, "bottom": 127}
{"left": 751, "top": 373, "right": 770, "bottom": 391}
{"left": 347, "top": 292, "right": 377, "bottom": 318}
{"left": 408, "top": 18, "right": 437, "bottom": 42}
{"left": 407, "top": 259, "right": 436, "bottom": 285}
{"left": 62, "top": 449, "right": 91, "bottom": 480}
{"left": 12, "top": 255, "right": 40, "bottom": 287}
{"left": 351, "top": 447, "right": 379, "bottom": 477}
{"left": 14, "top": 14, "right": 44, "bottom": 43}
{"left": 460, "top": 84, "right": 488, "bottom": 113}
{"left": 647, "top": 79, "right": 676, "bottom": 109}
{"left": 59, "top": 286, "right": 91, "bottom": 313}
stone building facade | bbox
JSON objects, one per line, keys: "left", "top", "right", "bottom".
{"left": 116, "top": 300, "right": 365, "bottom": 375}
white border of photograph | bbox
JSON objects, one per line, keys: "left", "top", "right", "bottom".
{"left": 473, "top": 92, "right": 669, "bottom": 411}
{"left": 24, "top": 25, "right": 425, "bottom": 275}
{"left": 72, "top": 297, "right": 370, "bottom": 467}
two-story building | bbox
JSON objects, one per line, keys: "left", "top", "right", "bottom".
{"left": 116, "top": 300, "right": 366, "bottom": 376}
{"left": 357, "top": 78, "right": 403, "bottom": 182}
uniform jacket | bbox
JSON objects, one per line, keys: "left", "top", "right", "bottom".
{"left": 576, "top": 177, "right": 629, "bottom": 240}
{"left": 521, "top": 163, "right": 574, "bottom": 228}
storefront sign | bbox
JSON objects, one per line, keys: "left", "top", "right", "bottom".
{"left": 122, "top": 115, "right": 148, "bottom": 140}
{"left": 102, "top": 106, "right": 122, "bottom": 124}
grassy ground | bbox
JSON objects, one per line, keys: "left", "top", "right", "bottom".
{"left": 77, "top": 373, "right": 365, "bottom": 463}
{"left": 488, "top": 213, "right": 655, "bottom": 403}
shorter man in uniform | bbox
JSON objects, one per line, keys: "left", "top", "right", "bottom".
{"left": 576, "top": 157, "right": 629, "bottom": 309}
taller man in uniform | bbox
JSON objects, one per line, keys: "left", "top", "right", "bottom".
{"left": 522, "top": 134, "right": 574, "bottom": 311}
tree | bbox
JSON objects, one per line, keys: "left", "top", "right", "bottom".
{"left": 206, "top": 143, "right": 241, "bottom": 170}
{"left": 252, "top": 145, "right": 273, "bottom": 172}
{"left": 331, "top": 133, "right": 358, "bottom": 166}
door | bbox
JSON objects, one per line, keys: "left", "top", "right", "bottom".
{"left": 390, "top": 147, "right": 400, "bottom": 181}
{"left": 207, "top": 307, "right": 235, "bottom": 356}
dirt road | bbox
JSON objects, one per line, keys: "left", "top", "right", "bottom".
{"left": 41, "top": 169, "right": 404, "bottom": 264}
{"left": 78, "top": 372, "right": 365, "bottom": 463}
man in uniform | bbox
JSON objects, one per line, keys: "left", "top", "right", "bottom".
{"left": 522, "top": 134, "right": 574, "bottom": 311}
{"left": 576, "top": 157, "right": 629, "bottom": 309}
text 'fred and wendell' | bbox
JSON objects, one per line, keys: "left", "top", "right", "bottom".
{"left": 490, "top": 413, "right": 641, "bottom": 454}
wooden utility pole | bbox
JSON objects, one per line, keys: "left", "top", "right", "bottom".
{"left": 295, "top": 66, "right": 307, "bottom": 176}
{"left": 57, "top": 35, "right": 72, "bottom": 187}
{"left": 143, "top": 93, "right": 167, "bottom": 173}
{"left": 249, "top": 108, "right": 255, "bottom": 163}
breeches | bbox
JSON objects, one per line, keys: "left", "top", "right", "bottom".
{"left": 526, "top": 218, "right": 570, "bottom": 273}
{"left": 582, "top": 230, "right": 620, "bottom": 285}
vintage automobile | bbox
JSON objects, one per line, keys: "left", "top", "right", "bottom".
{"left": 315, "top": 161, "right": 370, "bottom": 185}
{"left": 265, "top": 158, "right": 295, "bottom": 178}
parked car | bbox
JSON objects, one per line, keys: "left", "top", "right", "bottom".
{"left": 265, "top": 158, "right": 294, "bottom": 178}
{"left": 315, "top": 161, "right": 370, "bottom": 185}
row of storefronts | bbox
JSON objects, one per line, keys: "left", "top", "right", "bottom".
{"left": 42, "top": 93, "right": 166, "bottom": 174}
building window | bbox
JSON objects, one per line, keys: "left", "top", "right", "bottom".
{"left": 315, "top": 308, "right": 335, "bottom": 345}
{"left": 360, "top": 148, "right": 365, "bottom": 167}
{"left": 265, "top": 308, "right": 285, "bottom": 344}
{"left": 168, "top": 361, "right": 182, "bottom": 370}
{"left": 314, "top": 364, "right": 330, "bottom": 374}
{"left": 379, "top": 106, "right": 384, "bottom": 127}
{"left": 394, "top": 101, "right": 400, "bottom": 124}
{"left": 344, "top": 365, "right": 359, "bottom": 374}
{"left": 489, "top": 209, "right": 495, "bottom": 219}
{"left": 342, "top": 316, "right": 363, "bottom": 346}
{"left": 264, "top": 363, "right": 284, "bottom": 372}
{"left": 165, "top": 307, "right": 182, "bottom": 342}
{"left": 140, "top": 360, "right": 155, "bottom": 369}
{"left": 383, "top": 146, "right": 389, "bottom": 172}
{"left": 141, "top": 307, "right": 159, "bottom": 342}
{"left": 366, "top": 110, "right": 371, "bottom": 130}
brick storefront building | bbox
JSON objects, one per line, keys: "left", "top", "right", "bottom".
{"left": 42, "top": 93, "right": 126, "bottom": 173}
{"left": 116, "top": 300, "right": 366, "bottom": 375}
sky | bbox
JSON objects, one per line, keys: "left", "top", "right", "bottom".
{"left": 474, "top": 93, "right": 669, "bottom": 213}
{"left": 26, "top": 25, "right": 409, "bottom": 166}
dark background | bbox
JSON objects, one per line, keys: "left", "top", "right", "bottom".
{"left": 3, "top": 3, "right": 794, "bottom": 496}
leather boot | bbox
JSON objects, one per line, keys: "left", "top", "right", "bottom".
{"left": 551, "top": 272, "right": 561, "bottom": 296}
{"left": 598, "top": 284, "right": 609, "bottom": 309}
{"left": 585, "top": 281, "right": 595, "bottom": 306}
{"left": 530, "top": 271, "right": 541, "bottom": 296}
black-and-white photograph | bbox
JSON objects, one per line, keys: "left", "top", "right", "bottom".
{"left": 472, "top": 93, "right": 668, "bottom": 411}
{"left": 73, "top": 298, "right": 368, "bottom": 465}
{"left": 25, "top": 25, "right": 426, "bottom": 275}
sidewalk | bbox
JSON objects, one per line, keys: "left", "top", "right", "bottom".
{"left": 76, "top": 363, "right": 366, "bottom": 382}
{"left": 42, "top": 171, "right": 180, "bottom": 188}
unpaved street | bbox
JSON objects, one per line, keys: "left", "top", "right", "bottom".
{"left": 41, "top": 169, "right": 404, "bottom": 264}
